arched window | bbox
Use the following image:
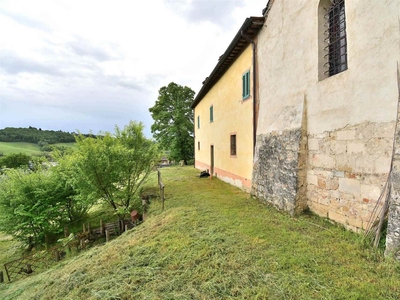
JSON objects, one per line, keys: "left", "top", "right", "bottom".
{"left": 318, "top": 0, "right": 348, "bottom": 79}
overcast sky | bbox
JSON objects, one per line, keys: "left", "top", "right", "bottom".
{"left": 0, "top": 0, "right": 266, "bottom": 136}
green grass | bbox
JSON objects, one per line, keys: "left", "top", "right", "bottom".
{"left": 0, "top": 142, "right": 42, "bottom": 155}
{"left": 0, "top": 233, "right": 24, "bottom": 267}
{"left": 0, "top": 166, "right": 399, "bottom": 299}
{"left": 0, "top": 142, "right": 77, "bottom": 156}
{"left": 52, "top": 143, "right": 77, "bottom": 149}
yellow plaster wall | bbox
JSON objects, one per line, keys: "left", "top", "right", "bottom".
{"left": 194, "top": 45, "right": 254, "bottom": 190}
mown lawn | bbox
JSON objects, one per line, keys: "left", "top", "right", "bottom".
{"left": 0, "top": 166, "right": 399, "bottom": 299}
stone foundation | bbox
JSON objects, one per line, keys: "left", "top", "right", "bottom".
{"left": 252, "top": 121, "right": 396, "bottom": 232}
{"left": 252, "top": 128, "right": 303, "bottom": 215}
{"left": 307, "top": 122, "right": 394, "bottom": 231}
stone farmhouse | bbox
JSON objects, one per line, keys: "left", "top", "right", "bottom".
{"left": 192, "top": 0, "right": 400, "bottom": 256}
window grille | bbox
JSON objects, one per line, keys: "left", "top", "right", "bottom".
{"left": 230, "top": 134, "right": 236, "bottom": 156}
{"left": 324, "top": 0, "right": 347, "bottom": 76}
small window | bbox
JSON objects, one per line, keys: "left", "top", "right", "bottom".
{"left": 242, "top": 71, "right": 250, "bottom": 99}
{"left": 230, "top": 134, "right": 237, "bottom": 156}
{"left": 198, "top": 141, "right": 200, "bottom": 150}
{"left": 197, "top": 115, "right": 200, "bottom": 129}
{"left": 210, "top": 105, "right": 214, "bottom": 122}
{"left": 324, "top": 0, "right": 347, "bottom": 76}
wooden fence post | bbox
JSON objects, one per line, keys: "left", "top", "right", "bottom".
{"left": 0, "top": 271, "right": 3, "bottom": 283}
{"left": 80, "top": 239, "right": 86, "bottom": 250}
{"left": 83, "top": 223, "right": 86, "bottom": 233}
{"left": 4, "top": 265, "right": 10, "bottom": 282}
{"left": 64, "top": 226, "right": 69, "bottom": 238}
{"left": 100, "top": 220, "right": 104, "bottom": 236}
{"left": 125, "top": 224, "right": 128, "bottom": 232}
{"left": 105, "top": 230, "right": 110, "bottom": 243}
{"left": 161, "top": 184, "right": 165, "bottom": 211}
{"left": 142, "top": 199, "right": 147, "bottom": 221}
{"left": 54, "top": 250, "right": 60, "bottom": 262}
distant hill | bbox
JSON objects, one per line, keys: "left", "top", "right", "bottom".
{"left": 0, "top": 127, "right": 94, "bottom": 144}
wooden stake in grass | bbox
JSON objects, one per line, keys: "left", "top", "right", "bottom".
{"left": 54, "top": 250, "right": 60, "bottom": 262}
{"left": 64, "top": 227, "right": 69, "bottom": 238}
{"left": 100, "top": 220, "right": 104, "bottom": 236}
{"left": 161, "top": 184, "right": 165, "bottom": 211}
{"left": 106, "top": 230, "right": 110, "bottom": 243}
{"left": 0, "top": 270, "right": 4, "bottom": 283}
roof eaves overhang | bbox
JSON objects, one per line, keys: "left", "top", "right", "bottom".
{"left": 191, "top": 16, "right": 265, "bottom": 109}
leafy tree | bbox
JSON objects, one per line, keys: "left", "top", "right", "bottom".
{"left": 67, "top": 121, "right": 159, "bottom": 212}
{"left": 0, "top": 166, "right": 83, "bottom": 246}
{"left": 149, "top": 82, "right": 195, "bottom": 163}
{"left": 0, "top": 153, "right": 30, "bottom": 169}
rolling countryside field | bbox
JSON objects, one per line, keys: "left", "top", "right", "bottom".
{"left": 0, "top": 142, "right": 76, "bottom": 156}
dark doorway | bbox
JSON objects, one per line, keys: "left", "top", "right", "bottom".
{"left": 210, "top": 145, "right": 214, "bottom": 175}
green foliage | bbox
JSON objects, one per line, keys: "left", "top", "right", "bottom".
{"left": 0, "top": 166, "right": 84, "bottom": 246}
{"left": 63, "top": 121, "right": 159, "bottom": 213}
{"left": 149, "top": 82, "right": 195, "bottom": 163}
{"left": 0, "top": 152, "right": 31, "bottom": 169}
{"left": 0, "top": 127, "right": 77, "bottom": 144}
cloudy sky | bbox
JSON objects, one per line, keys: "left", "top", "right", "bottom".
{"left": 0, "top": 0, "right": 267, "bottom": 136}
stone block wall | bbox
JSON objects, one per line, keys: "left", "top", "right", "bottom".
{"left": 307, "top": 122, "right": 394, "bottom": 231}
{"left": 252, "top": 128, "right": 304, "bottom": 215}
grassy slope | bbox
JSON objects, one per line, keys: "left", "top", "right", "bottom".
{"left": 0, "top": 142, "right": 41, "bottom": 155}
{"left": 0, "top": 142, "right": 76, "bottom": 156}
{"left": 0, "top": 233, "right": 24, "bottom": 267}
{"left": 0, "top": 166, "right": 399, "bottom": 299}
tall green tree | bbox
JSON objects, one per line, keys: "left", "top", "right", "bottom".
{"left": 149, "top": 82, "right": 195, "bottom": 163}
{"left": 68, "top": 121, "right": 159, "bottom": 212}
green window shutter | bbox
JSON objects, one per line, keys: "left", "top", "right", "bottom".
{"left": 197, "top": 116, "right": 200, "bottom": 129}
{"left": 210, "top": 106, "right": 213, "bottom": 122}
{"left": 242, "top": 74, "right": 245, "bottom": 98}
{"left": 242, "top": 71, "right": 250, "bottom": 99}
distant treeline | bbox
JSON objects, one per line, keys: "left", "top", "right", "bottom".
{"left": 0, "top": 127, "right": 95, "bottom": 144}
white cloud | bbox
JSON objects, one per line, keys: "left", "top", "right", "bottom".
{"left": 0, "top": 0, "right": 267, "bottom": 136}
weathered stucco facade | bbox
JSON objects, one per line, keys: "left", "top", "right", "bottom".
{"left": 192, "top": 18, "right": 264, "bottom": 192}
{"left": 253, "top": 0, "right": 400, "bottom": 240}
{"left": 194, "top": 45, "right": 254, "bottom": 190}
